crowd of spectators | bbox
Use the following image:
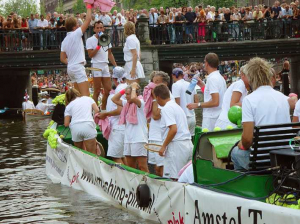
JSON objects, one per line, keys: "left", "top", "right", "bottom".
{"left": 0, "top": 0, "right": 300, "bottom": 51}
{"left": 31, "top": 71, "right": 72, "bottom": 93}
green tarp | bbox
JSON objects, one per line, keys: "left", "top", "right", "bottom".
{"left": 208, "top": 134, "right": 242, "bottom": 159}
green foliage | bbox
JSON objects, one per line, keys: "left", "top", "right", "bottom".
{"left": 40, "top": 0, "right": 46, "bottom": 16}
{"left": 73, "top": 0, "right": 86, "bottom": 14}
{"left": 201, "top": 0, "right": 237, "bottom": 9}
{"left": 1, "top": 0, "right": 38, "bottom": 17}
{"left": 55, "top": 0, "right": 64, "bottom": 14}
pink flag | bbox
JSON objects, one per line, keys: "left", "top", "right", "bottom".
{"left": 84, "top": 0, "right": 115, "bottom": 12}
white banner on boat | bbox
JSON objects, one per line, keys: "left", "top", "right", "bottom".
{"left": 184, "top": 185, "right": 300, "bottom": 224}
{"left": 46, "top": 141, "right": 300, "bottom": 224}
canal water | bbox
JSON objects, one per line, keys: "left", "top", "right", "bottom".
{"left": 0, "top": 118, "right": 155, "bottom": 224}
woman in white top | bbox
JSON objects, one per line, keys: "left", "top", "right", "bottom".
{"left": 64, "top": 88, "right": 99, "bottom": 155}
{"left": 112, "top": 82, "right": 149, "bottom": 172}
{"left": 123, "top": 21, "right": 145, "bottom": 84}
{"left": 215, "top": 66, "right": 249, "bottom": 129}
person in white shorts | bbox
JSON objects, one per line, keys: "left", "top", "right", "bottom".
{"left": 123, "top": 21, "right": 145, "bottom": 84}
{"left": 171, "top": 68, "right": 199, "bottom": 136}
{"left": 187, "top": 53, "right": 227, "bottom": 131}
{"left": 97, "top": 67, "right": 127, "bottom": 164}
{"left": 154, "top": 84, "right": 193, "bottom": 180}
{"left": 112, "top": 82, "right": 149, "bottom": 172}
{"left": 148, "top": 71, "right": 175, "bottom": 176}
{"left": 64, "top": 88, "right": 100, "bottom": 155}
{"left": 215, "top": 65, "right": 249, "bottom": 129}
{"left": 86, "top": 21, "right": 117, "bottom": 111}
{"left": 60, "top": 3, "right": 92, "bottom": 96}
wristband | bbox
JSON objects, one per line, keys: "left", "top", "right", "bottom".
{"left": 86, "top": 4, "right": 92, "bottom": 9}
{"left": 96, "top": 45, "right": 101, "bottom": 50}
{"left": 197, "top": 102, "right": 201, "bottom": 108}
{"left": 201, "top": 86, "right": 205, "bottom": 93}
{"left": 239, "top": 144, "right": 246, "bottom": 150}
{"left": 120, "top": 89, "right": 126, "bottom": 95}
{"left": 153, "top": 99, "right": 157, "bottom": 102}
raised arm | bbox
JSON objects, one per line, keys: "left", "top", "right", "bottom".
{"left": 130, "top": 82, "right": 141, "bottom": 108}
{"left": 81, "top": 3, "right": 92, "bottom": 33}
{"left": 112, "top": 91, "right": 124, "bottom": 107}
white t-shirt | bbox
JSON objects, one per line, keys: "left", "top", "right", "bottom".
{"left": 106, "top": 83, "right": 127, "bottom": 130}
{"left": 36, "top": 102, "right": 50, "bottom": 113}
{"left": 242, "top": 86, "right": 290, "bottom": 125}
{"left": 172, "top": 79, "right": 196, "bottom": 117}
{"left": 123, "top": 34, "right": 140, "bottom": 62}
{"left": 293, "top": 99, "right": 300, "bottom": 120}
{"left": 122, "top": 99, "right": 148, "bottom": 143}
{"left": 22, "top": 101, "right": 35, "bottom": 110}
{"left": 160, "top": 100, "right": 191, "bottom": 142}
{"left": 61, "top": 28, "right": 85, "bottom": 67}
{"left": 218, "top": 79, "right": 247, "bottom": 122}
{"left": 203, "top": 70, "right": 227, "bottom": 118}
{"left": 37, "top": 19, "right": 49, "bottom": 28}
{"left": 178, "top": 164, "right": 194, "bottom": 184}
{"left": 64, "top": 96, "right": 95, "bottom": 127}
{"left": 149, "top": 91, "right": 175, "bottom": 141}
{"left": 86, "top": 35, "right": 112, "bottom": 64}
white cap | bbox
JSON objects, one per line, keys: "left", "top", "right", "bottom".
{"left": 112, "top": 67, "right": 127, "bottom": 83}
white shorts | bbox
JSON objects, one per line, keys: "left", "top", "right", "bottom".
{"left": 124, "top": 61, "right": 145, "bottom": 80}
{"left": 187, "top": 116, "right": 196, "bottom": 136}
{"left": 148, "top": 140, "right": 164, "bottom": 167}
{"left": 202, "top": 117, "right": 218, "bottom": 132}
{"left": 124, "top": 142, "right": 147, "bottom": 157}
{"left": 107, "top": 129, "right": 125, "bottom": 158}
{"left": 92, "top": 62, "right": 110, "bottom": 78}
{"left": 67, "top": 64, "right": 88, "bottom": 84}
{"left": 70, "top": 122, "right": 97, "bottom": 142}
{"left": 214, "top": 119, "right": 237, "bottom": 130}
{"left": 163, "top": 140, "right": 193, "bottom": 179}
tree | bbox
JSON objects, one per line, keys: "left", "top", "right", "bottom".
{"left": 73, "top": 0, "right": 86, "bottom": 14}
{"left": 40, "top": 0, "right": 46, "bottom": 16}
{"left": 55, "top": 0, "right": 64, "bottom": 14}
{"left": 1, "top": 0, "right": 38, "bottom": 17}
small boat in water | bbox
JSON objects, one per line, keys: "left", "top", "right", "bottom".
{"left": 23, "top": 109, "right": 51, "bottom": 122}
{"left": 45, "top": 122, "right": 300, "bottom": 223}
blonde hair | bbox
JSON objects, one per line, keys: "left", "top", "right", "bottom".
{"left": 244, "top": 57, "right": 272, "bottom": 91}
{"left": 65, "top": 88, "right": 81, "bottom": 105}
{"left": 124, "top": 21, "right": 135, "bottom": 37}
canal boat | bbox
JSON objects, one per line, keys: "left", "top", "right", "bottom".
{"left": 45, "top": 122, "right": 300, "bottom": 224}
{"left": 23, "top": 109, "right": 51, "bottom": 122}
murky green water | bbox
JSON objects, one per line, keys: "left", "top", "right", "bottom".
{"left": 0, "top": 118, "right": 154, "bottom": 223}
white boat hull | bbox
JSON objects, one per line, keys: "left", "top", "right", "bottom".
{"left": 46, "top": 138, "right": 300, "bottom": 224}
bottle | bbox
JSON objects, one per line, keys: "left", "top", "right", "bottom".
{"left": 186, "top": 73, "right": 199, "bottom": 95}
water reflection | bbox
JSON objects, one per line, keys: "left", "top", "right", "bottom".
{"left": 0, "top": 118, "right": 153, "bottom": 223}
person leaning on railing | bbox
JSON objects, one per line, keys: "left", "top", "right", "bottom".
{"left": 194, "top": 11, "right": 207, "bottom": 43}
{"left": 157, "top": 10, "right": 169, "bottom": 44}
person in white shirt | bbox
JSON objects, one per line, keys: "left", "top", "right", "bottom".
{"left": 64, "top": 88, "right": 99, "bottom": 155}
{"left": 171, "top": 68, "right": 199, "bottom": 136}
{"left": 36, "top": 15, "right": 49, "bottom": 49}
{"left": 60, "top": 3, "right": 92, "bottom": 96}
{"left": 97, "top": 67, "right": 127, "bottom": 164}
{"left": 123, "top": 21, "right": 145, "bottom": 84}
{"left": 231, "top": 57, "right": 291, "bottom": 171}
{"left": 215, "top": 65, "right": 249, "bottom": 129}
{"left": 148, "top": 71, "right": 174, "bottom": 176}
{"left": 293, "top": 100, "right": 300, "bottom": 122}
{"left": 22, "top": 96, "right": 35, "bottom": 111}
{"left": 187, "top": 53, "right": 227, "bottom": 131}
{"left": 154, "top": 84, "right": 193, "bottom": 179}
{"left": 86, "top": 21, "right": 117, "bottom": 111}
{"left": 112, "top": 82, "right": 149, "bottom": 172}
{"left": 99, "top": 12, "right": 112, "bottom": 26}
{"left": 178, "top": 162, "right": 194, "bottom": 184}
{"left": 36, "top": 98, "right": 52, "bottom": 114}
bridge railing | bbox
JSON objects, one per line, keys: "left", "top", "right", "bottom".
{"left": 0, "top": 19, "right": 299, "bottom": 52}
{"left": 0, "top": 26, "right": 126, "bottom": 52}
{"left": 149, "top": 19, "right": 300, "bottom": 44}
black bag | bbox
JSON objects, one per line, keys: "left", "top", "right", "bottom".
{"left": 52, "top": 104, "right": 65, "bottom": 125}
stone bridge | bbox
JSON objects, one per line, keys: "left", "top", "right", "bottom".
{"left": 1, "top": 38, "right": 300, "bottom": 109}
